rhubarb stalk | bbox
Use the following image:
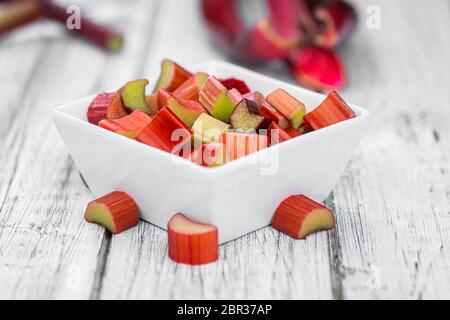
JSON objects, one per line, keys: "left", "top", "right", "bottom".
{"left": 0, "top": 0, "right": 42, "bottom": 36}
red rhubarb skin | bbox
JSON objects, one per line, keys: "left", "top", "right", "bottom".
{"left": 168, "top": 214, "right": 219, "bottom": 265}
{"left": 220, "top": 78, "right": 251, "bottom": 95}
{"left": 247, "top": 19, "right": 295, "bottom": 61}
{"left": 268, "top": 122, "right": 292, "bottom": 145}
{"left": 272, "top": 194, "right": 334, "bottom": 239}
{"left": 40, "top": 0, "right": 123, "bottom": 51}
{"left": 287, "top": 46, "right": 346, "bottom": 91}
{"left": 304, "top": 91, "right": 355, "bottom": 130}
{"left": 157, "top": 89, "right": 173, "bottom": 110}
{"left": 85, "top": 191, "right": 139, "bottom": 234}
{"left": 314, "top": 0, "right": 357, "bottom": 48}
{"left": 173, "top": 73, "right": 206, "bottom": 101}
{"left": 136, "top": 107, "right": 192, "bottom": 154}
{"left": 284, "top": 126, "right": 301, "bottom": 138}
{"left": 99, "top": 109, "right": 152, "bottom": 138}
{"left": 259, "top": 102, "right": 289, "bottom": 129}
{"left": 220, "top": 132, "right": 268, "bottom": 161}
{"left": 164, "top": 62, "right": 193, "bottom": 93}
{"left": 87, "top": 92, "right": 128, "bottom": 125}
{"left": 267, "top": 0, "right": 302, "bottom": 39}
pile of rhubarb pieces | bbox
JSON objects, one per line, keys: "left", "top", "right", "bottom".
{"left": 83, "top": 59, "right": 356, "bottom": 265}
{"left": 87, "top": 59, "right": 356, "bottom": 167}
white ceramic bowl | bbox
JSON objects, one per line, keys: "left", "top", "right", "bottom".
{"left": 53, "top": 60, "right": 369, "bottom": 244}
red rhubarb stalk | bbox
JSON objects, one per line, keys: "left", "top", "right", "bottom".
{"left": 40, "top": 0, "right": 124, "bottom": 52}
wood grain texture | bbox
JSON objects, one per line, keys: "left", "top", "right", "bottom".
{"left": 0, "top": 0, "right": 449, "bottom": 299}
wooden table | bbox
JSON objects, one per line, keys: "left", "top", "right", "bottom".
{"left": 0, "top": 0, "right": 449, "bottom": 299}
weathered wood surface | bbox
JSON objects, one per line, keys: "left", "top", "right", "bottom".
{"left": 0, "top": 0, "right": 449, "bottom": 299}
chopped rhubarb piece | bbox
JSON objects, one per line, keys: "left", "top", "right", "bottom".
{"left": 243, "top": 91, "right": 265, "bottom": 107}
{"left": 168, "top": 213, "right": 218, "bottom": 265}
{"left": 284, "top": 126, "right": 302, "bottom": 137}
{"left": 272, "top": 194, "right": 335, "bottom": 239}
{"left": 268, "top": 122, "right": 292, "bottom": 145}
{"left": 173, "top": 72, "right": 209, "bottom": 101}
{"left": 287, "top": 46, "right": 346, "bottom": 91}
{"left": 230, "top": 99, "right": 266, "bottom": 132}
{"left": 199, "top": 76, "right": 236, "bottom": 123}
{"left": 145, "top": 94, "right": 159, "bottom": 115}
{"left": 227, "top": 88, "right": 244, "bottom": 105}
{"left": 157, "top": 88, "right": 172, "bottom": 109}
{"left": 194, "top": 143, "right": 226, "bottom": 167}
{"left": 192, "top": 113, "right": 229, "bottom": 145}
{"left": 313, "top": 0, "right": 357, "bottom": 48}
{"left": 259, "top": 102, "right": 289, "bottom": 129}
{"left": 266, "top": 89, "right": 306, "bottom": 129}
{"left": 298, "top": 121, "right": 313, "bottom": 134}
{"left": 247, "top": 18, "right": 298, "bottom": 61}
{"left": 136, "top": 107, "right": 192, "bottom": 154}
{"left": 220, "top": 132, "right": 268, "bottom": 161}
{"left": 120, "top": 79, "right": 154, "bottom": 115}
{"left": 167, "top": 96, "right": 206, "bottom": 128}
{"left": 84, "top": 191, "right": 139, "bottom": 234}
{"left": 99, "top": 110, "right": 152, "bottom": 139}
{"left": 87, "top": 92, "right": 128, "bottom": 125}
{"left": 155, "top": 59, "right": 192, "bottom": 92}
{"left": 304, "top": 91, "right": 355, "bottom": 130}
{"left": 220, "top": 78, "right": 251, "bottom": 94}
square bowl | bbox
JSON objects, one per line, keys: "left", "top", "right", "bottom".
{"left": 52, "top": 60, "right": 369, "bottom": 244}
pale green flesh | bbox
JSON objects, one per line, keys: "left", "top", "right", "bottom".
{"left": 231, "top": 103, "right": 264, "bottom": 132}
{"left": 196, "top": 72, "right": 209, "bottom": 88}
{"left": 290, "top": 107, "right": 306, "bottom": 130}
{"left": 211, "top": 91, "right": 236, "bottom": 123}
{"left": 155, "top": 61, "right": 173, "bottom": 91}
{"left": 106, "top": 36, "right": 124, "bottom": 53}
{"left": 122, "top": 80, "right": 151, "bottom": 114}
{"left": 192, "top": 113, "right": 229, "bottom": 144}
{"left": 168, "top": 100, "right": 202, "bottom": 128}
{"left": 86, "top": 203, "right": 115, "bottom": 233}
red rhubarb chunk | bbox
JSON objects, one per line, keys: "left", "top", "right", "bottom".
{"left": 99, "top": 109, "right": 152, "bottom": 138}
{"left": 84, "top": 191, "right": 139, "bottom": 234}
{"left": 304, "top": 91, "right": 355, "bottom": 130}
{"left": 87, "top": 92, "right": 128, "bottom": 125}
{"left": 272, "top": 194, "right": 335, "bottom": 239}
{"left": 268, "top": 122, "right": 292, "bottom": 145}
{"left": 287, "top": 46, "right": 346, "bottom": 92}
{"left": 168, "top": 213, "right": 219, "bottom": 265}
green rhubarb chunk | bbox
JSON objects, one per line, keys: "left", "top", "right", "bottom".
{"left": 121, "top": 79, "right": 153, "bottom": 115}
{"left": 211, "top": 91, "right": 236, "bottom": 123}
{"left": 167, "top": 98, "right": 204, "bottom": 128}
